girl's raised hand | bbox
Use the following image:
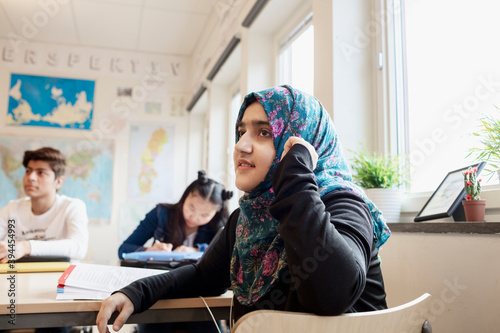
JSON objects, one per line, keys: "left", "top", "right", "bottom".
{"left": 280, "top": 136, "right": 318, "bottom": 170}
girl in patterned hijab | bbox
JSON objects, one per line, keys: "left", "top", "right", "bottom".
{"left": 96, "top": 85, "right": 390, "bottom": 333}
{"left": 231, "top": 84, "right": 390, "bottom": 306}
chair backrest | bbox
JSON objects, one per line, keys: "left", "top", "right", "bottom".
{"left": 232, "top": 293, "right": 432, "bottom": 333}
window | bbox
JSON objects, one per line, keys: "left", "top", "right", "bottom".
{"left": 393, "top": 0, "right": 500, "bottom": 193}
{"left": 278, "top": 14, "right": 314, "bottom": 96}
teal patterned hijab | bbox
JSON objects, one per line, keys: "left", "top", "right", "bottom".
{"left": 230, "top": 85, "right": 391, "bottom": 306}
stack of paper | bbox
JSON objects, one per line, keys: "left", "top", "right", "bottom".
{"left": 56, "top": 263, "right": 166, "bottom": 300}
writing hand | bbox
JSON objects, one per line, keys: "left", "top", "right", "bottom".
{"left": 96, "top": 292, "right": 134, "bottom": 332}
{"left": 280, "top": 136, "right": 318, "bottom": 170}
{"left": 173, "top": 245, "right": 198, "bottom": 252}
{"left": 146, "top": 240, "right": 173, "bottom": 252}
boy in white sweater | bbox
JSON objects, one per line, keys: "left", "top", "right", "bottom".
{"left": 0, "top": 147, "right": 88, "bottom": 263}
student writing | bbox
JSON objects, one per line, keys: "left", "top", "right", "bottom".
{"left": 118, "top": 170, "right": 233, "bottom": 259}
{"left": 96, "top": 85, "right": 391, "bottom": 332}
{"left": 118, "top": 170, "right": 233, "bottom": 333}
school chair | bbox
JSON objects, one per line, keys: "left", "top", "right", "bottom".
{"left": 232, "top": 293, "right": 432, "bottom": 333}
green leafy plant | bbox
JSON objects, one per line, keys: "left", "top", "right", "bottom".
{"left": 467, "top": 106, "right": 500, "bottom": 176}
{"left": 349, "top": 149, "right": 407, "bottom": 189}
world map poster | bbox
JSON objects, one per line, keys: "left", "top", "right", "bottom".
{"left": 127, "top": 123, "right": 175, "bottom": 202}
{"left": 7, "top": 73, "right": 94, "bottom": 129}
{"left": 0, "top": 136, "right": 113, "bottom": 220}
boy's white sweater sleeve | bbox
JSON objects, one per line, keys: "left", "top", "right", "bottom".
{"left": 29, "top": 198, "right": 89, "bottom": 260}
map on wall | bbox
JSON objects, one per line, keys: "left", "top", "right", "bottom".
{"left": 6, "top": 74, "right": 94, "bottom": 130}
{"left": 0, "top": 136, "right": 113, "bottom": 220}
{"left": 127, "top": 123, "right": 175, "bottom": 202}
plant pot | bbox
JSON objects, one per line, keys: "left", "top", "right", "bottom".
{"left": 462, "top": 199, "right": 486, "bottom": 222}
{"left": 364, "top": 188, "right": 402, "bottom": 223}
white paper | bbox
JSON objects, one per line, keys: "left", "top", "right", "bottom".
{"left": 57, "top": 263, "right": 167, "bottom": 300}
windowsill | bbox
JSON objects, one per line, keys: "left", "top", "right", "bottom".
{"left": 387, "top": 222, "right": 500, "bottom": 234}
{"left": 394, "top": 184, "right": 500, "bottom": 234}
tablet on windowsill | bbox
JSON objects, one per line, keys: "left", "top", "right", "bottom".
{"left": 414, "top": 162, "right": 486, "bottom": 222}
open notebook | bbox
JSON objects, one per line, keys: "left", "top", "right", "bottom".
{"left": 57, "top": 263, "right": 166, "bottom": 300}
{"left": 120, "top": 226, "right": 224, "bottom": 270}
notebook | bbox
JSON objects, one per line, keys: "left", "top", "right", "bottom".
{"left": 0, "top": 261, "right": 70, "bottom": 273}
{"left": 0, "top": 255, "right": 71, "bottom": 273}
{"left": 120, "top": 226, "right": 224, "bottom": 270}
{"left": 16, "top": 255, "right": 71, "bottom": 262}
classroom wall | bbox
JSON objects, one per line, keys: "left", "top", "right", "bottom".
{"left": 380, "top": 232, "right": 500, "bottom": 333}
{"left": 0, "top": 38, "right": 203, "bottom": 265}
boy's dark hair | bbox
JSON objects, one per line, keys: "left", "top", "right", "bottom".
{"left": 22, "top": 147, "right": 66, "bottom": 179}
{"left": 165, "top": 170, "right": 234, "bottom": 248}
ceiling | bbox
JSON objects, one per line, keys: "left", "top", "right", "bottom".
{"left": 0, "top": 0, "right": 307, "bottom": 94}
{"left": 0, "top": 0, "right": 307, "bottom": 56}
{"left": 0, "top": 0, "right": 219, "bottom": 56}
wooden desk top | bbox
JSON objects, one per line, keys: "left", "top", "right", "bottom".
{"left": 0, "top": 272, "right": 233, "bottom": 315}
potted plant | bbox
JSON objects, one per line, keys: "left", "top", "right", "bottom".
{"left": 467, "top": 106, "right": 500, "bottom": 181}
{"left": 462, "top": 167, "right": 486, "bottom": 222}
{"left": 349, "top": 149, "right": 407, "bottom": 223}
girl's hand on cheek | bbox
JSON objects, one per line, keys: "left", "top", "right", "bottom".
{"left": 281, "top": 137, "right": 318, "bottom": 170}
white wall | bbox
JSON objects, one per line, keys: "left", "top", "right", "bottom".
{"left": 240, "top": 29, "right": 274, "bottom": 95}
{"left": 380, "top": 232, "right": 500, "bottom": 332}
{"left": 207, "top": 84, "right": 229, "bottom": 183}
{"left": 312, "top": 0, "right": 375, "bottom": 157}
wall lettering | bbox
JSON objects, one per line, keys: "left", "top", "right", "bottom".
{"left": 0, "top": 40, "right": 186, "bottom": 81}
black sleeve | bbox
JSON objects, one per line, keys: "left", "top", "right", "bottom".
{"left": 269, "top": 144, "right": 373, "bottom": 315}
{"left": 117, "top": 209, "right": 238, "bottom": 313}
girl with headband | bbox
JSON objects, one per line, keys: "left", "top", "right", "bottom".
{"left": 119, "top": 170, "right": 233, "bottom": 333}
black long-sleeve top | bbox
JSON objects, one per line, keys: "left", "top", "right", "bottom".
{"left": 118, "top": 144, "right": 387, "bottom": 321}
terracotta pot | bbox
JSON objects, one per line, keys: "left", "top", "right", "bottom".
{"left": 462, "top": 199, "right": 486, "bottom": 222}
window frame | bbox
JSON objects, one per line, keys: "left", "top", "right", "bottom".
{"left": 277, "top": 12, "right": 314, "bottom": 92}
{"left": 226, "top": 78, "right": 242, "bottom": 212}
{"left": 272, "top": 3, "right": 313, "bottom": 86}
{"left": 379, "top": 0, "right": 500, "bottom": 220}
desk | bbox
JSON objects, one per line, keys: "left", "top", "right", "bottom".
{"left": 0, "top": 272, "right": 232, "bottom": 330}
